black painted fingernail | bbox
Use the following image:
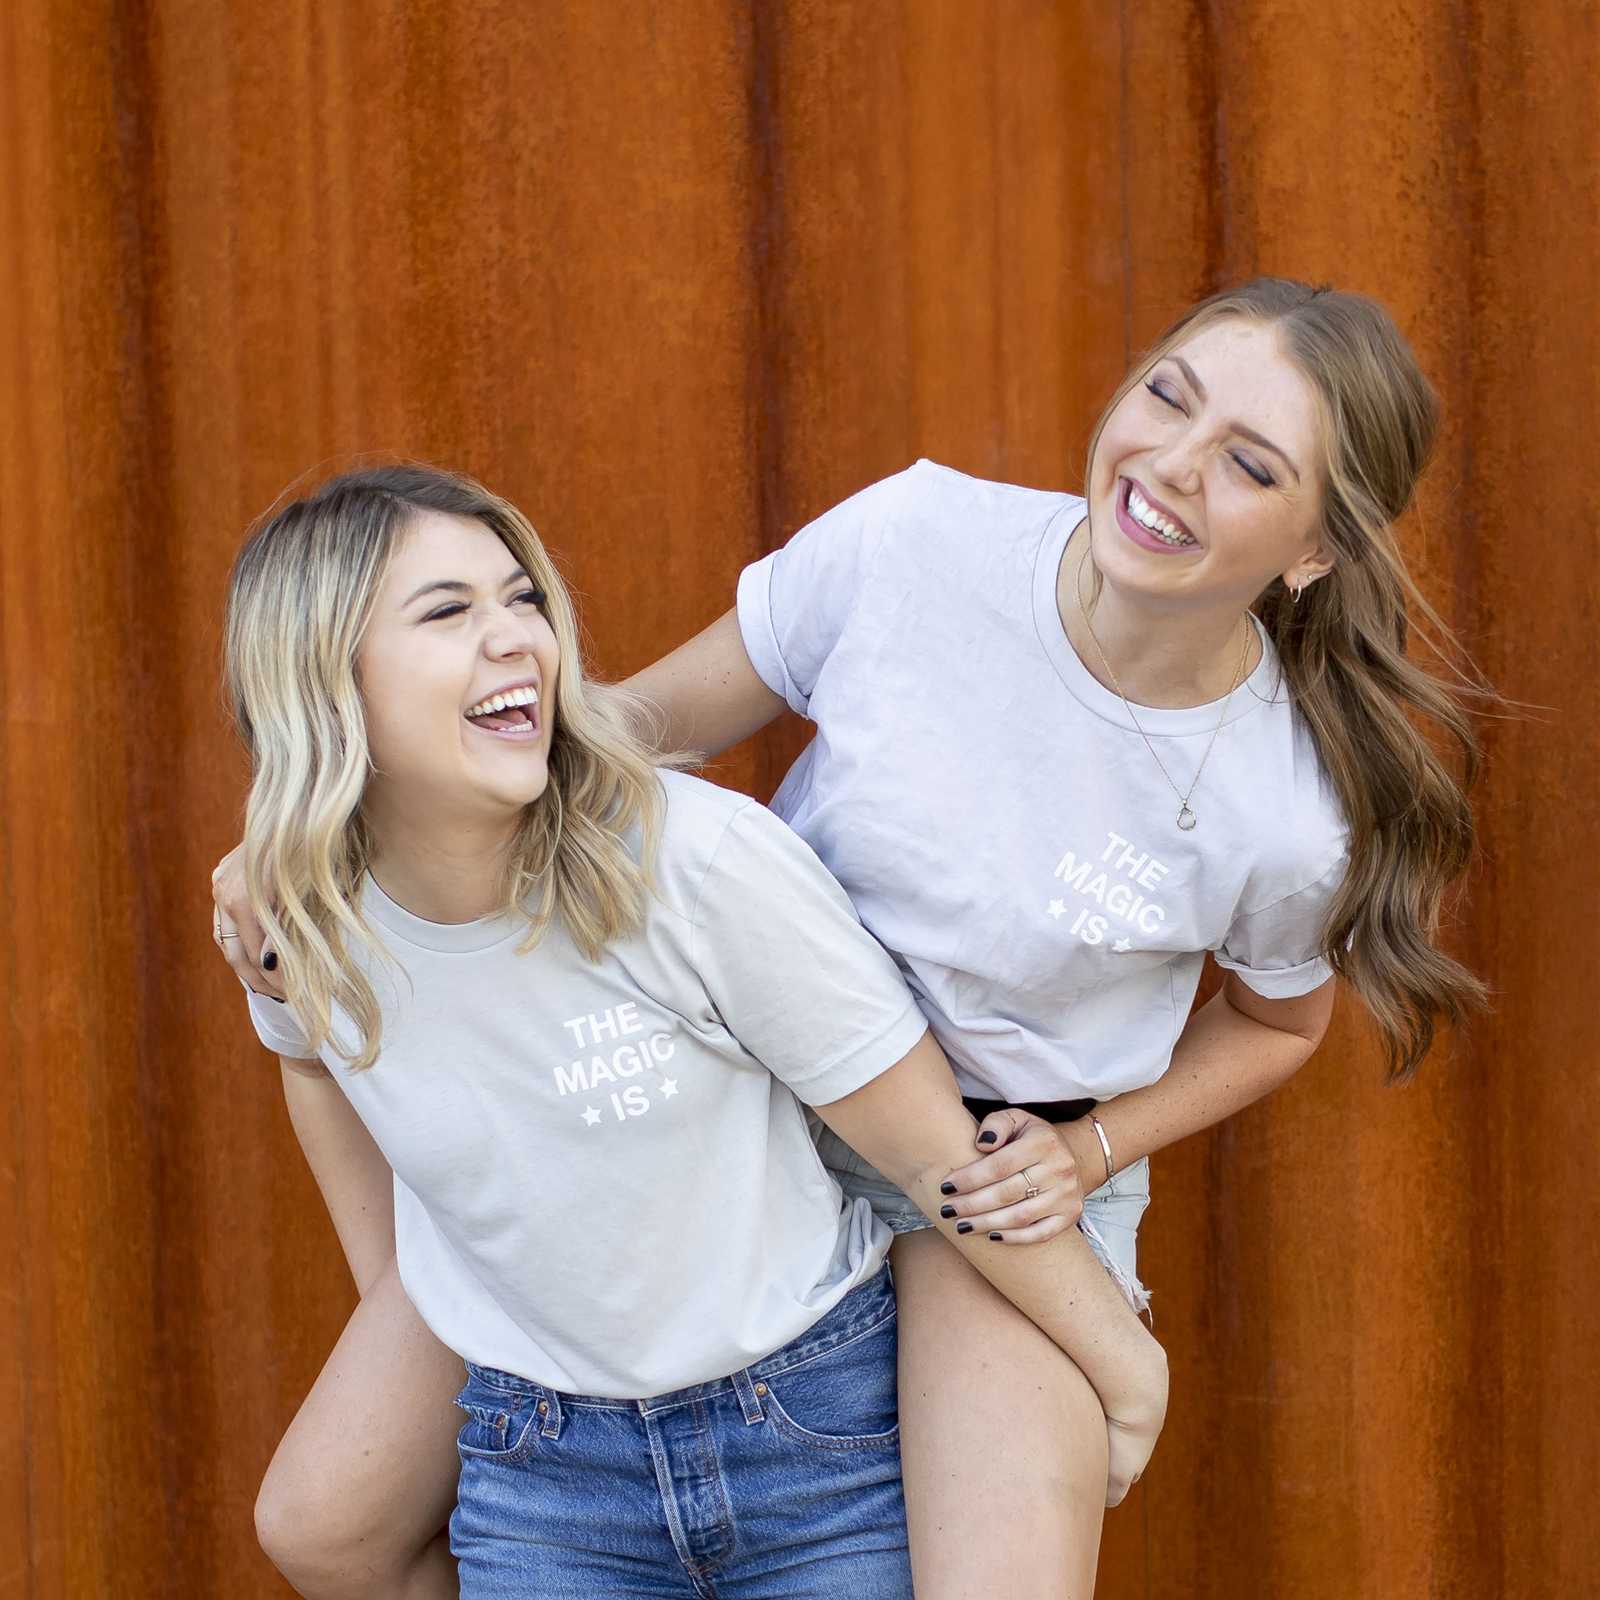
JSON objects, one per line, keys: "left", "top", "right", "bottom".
{"left": 939, "top": 1204, "right": 957, "bottom": 1220}
{"left": 978, "top": 1131, "right": 998, "bottom": 1145}
{"left": 939, "top": 1181, "right": 956, "bottom": 1196}
{"left": 956, "top": 1221, "right": 973, "bottom": 1235}
{"left": 989, "top": 1232, "right": 1003, "bottom": 1241}
{"left": 263, "top": 951, "right": 278, "bottom": 972}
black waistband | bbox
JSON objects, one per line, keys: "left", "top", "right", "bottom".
{"left": 960, "top": 1096, "right": 1096, "bottom": 1125}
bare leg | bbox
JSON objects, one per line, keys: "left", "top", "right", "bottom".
{"left": 892, "top": 1229, "right": 1109, "bottom": 1600}
{"left": 255, "top": 1259, "right": 464, "bottom": 1599}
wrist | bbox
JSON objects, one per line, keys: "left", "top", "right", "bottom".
{"left": 1060, "top": 1117, "right": 1109, "bottom": 1192}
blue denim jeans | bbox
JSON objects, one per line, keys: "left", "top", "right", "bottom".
{"left": 449, "top": 1265, "right": 911, "bottom": 1598}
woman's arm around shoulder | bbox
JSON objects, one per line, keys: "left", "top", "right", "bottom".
{"left": 620, "top": 608, "right": 787, "bottom": 761}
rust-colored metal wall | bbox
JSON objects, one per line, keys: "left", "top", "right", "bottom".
{"left": 2, "top": 4, "right": 1593, "bottom": 1595}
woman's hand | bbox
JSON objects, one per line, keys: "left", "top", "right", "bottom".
{"left": 936, "top": 1109, "right": 1086, "bottom": 1243}
{"left": 210, "top": 842, "right": 284, "bottom": 999}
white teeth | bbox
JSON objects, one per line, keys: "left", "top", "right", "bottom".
{"left": 1127, "top": 485, "right": 1196, "bottom": 546}
{"left": 466, "top": 685, "right": 540, "bottom": 719}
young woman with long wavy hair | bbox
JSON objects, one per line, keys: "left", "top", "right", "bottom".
{"left": 220, "top": 463, "right": 1165, "bottom": 1599}
{"left": 215, "top": 277, "right": 1485, "bottom": 1599}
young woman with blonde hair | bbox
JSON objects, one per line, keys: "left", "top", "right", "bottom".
{"left": 215, "top": 277, "right": 1484, "bottom": 1598}
{"left": 221, "top": 462, "right": 1165, "bottom": 1599}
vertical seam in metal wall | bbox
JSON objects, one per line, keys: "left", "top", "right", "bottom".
{"left": 747, "top": 0, "right": 783, "bottom": 561}
{"left": 0, "top": 0, "right": 40, "bottom": 1586}
{"left": 1448, "top": 3, "right": 1501, "bottom": 1591}
{"left": 745, "top": 0, "right": 785, "bottom": 798}
{"left": 1200, "top": 0, "right": 1226, "bottom": 295}
{"left": 112, "top": 0, "right": 193, "bottom": 1577}
{"left": 990, "top": 15, "right": 1004, "bottom": 466}
{"left": 1117, "top": 0, "right": 1132, "bottom": 363}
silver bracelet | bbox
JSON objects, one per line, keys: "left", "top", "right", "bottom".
{"left": 1088, "top": 1114, "right": 1116, "bottom": 1185}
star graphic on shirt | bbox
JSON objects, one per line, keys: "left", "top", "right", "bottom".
{"left": 659, "top": 1077, "right": 679, "bottom": 1098}
{"left": 581, "top": 1105, "right": 602, "bottom": 1127}
{"left": 1112, "top": 938, "right": 1132, "bottom": 953}
{"left": 1046, "top": 899, "right": 1068, "bottom": 920}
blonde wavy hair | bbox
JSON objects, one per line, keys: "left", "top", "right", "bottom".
{"left": 1086, "top": 278, "right": 1491, "bottom": 1079}
{"left": 224, "top": 462, "right": 665, "bottom": 1069}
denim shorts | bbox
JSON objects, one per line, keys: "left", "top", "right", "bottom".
{"left": 811, "top": 1120, "right": 1153, "bottom": 1315}
{"left": 450, "top": 1265, "right": 911, "bottom": 1599}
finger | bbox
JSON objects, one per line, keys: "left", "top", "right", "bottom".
{"left": 981, "top": 1215, "right": 1072, "bottom": 1246}
{"left": 215, "top": 877, "right": 267, "bottom": 970}
{"left": 958, "top": 1188, "right": 1072, "bottom": 1234}
{"left": 212, "top": 880, "right": 285, "bottom": 999}
{"left": 215, "top": 919, "right": 286, "bottom": 1001}
{"left": 943, "top": 1124, "right": 1059, "bottom": 1192}
{"left": 974, "top": 1109, "right": 1023, "bottom": 1150}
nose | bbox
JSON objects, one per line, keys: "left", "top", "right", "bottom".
{"left": 1147, "top": 426, "right": 1203, "bottom": 497}
{"left": 483, "top": 600, "right": 546, "bottom": 661}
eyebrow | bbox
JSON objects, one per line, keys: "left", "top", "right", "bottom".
{"left": 401, "top": 567, "right": 531, "bottom": 607}
{"left": 1171, "top": 355, "right": 1302, "bottom": 483}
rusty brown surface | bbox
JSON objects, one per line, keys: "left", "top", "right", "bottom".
{"left": 2, "top": 3, "right": 1593, "bottom": 1594}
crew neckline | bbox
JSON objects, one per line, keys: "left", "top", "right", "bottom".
{"left": 362, "top": 872, "right": 528, "bottom": 954}
{"left": 1031, "top": 500, "right": 1281, "bottom": 737}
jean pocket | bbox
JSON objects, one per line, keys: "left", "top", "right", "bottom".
{"left": 762, "top": 1314, "right": 901, "bottom": 1453}
{"left": 454, "top": 1375, "right": 543, "bottom": 1464}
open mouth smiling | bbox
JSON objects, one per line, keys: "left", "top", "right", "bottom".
{"left": 1118, "top": 478, "right": 1199, "bottom": 549}
{"left": 464, "top": 682, "right": 541, "bottom": 738}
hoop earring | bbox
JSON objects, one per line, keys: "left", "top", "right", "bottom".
{"left": 1290, "top": 580, "right": 1304, "bottom": 604}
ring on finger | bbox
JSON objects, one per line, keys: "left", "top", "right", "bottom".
{"left": 1021, "top": 1165, "right": 1042, "bottom": 1201}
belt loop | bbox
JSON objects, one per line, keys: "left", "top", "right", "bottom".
{"left": 730, "top": 1368, "right": 767, "bottom": 1425}
{"left": 537, "top": 1387, "right": 563, "bottom": 1439}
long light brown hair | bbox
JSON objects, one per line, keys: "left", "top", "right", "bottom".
{"left": 1087, "top": 278, "right": 1488, "bottom": 1079}
{"left": 224, "top": 463, "right": 665, "bottom": 1069}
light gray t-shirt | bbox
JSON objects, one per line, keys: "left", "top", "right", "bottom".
{"left": 736, "top": 459, "right": 1348, "bottom": 1104}
{"left": 247, "top": 770, "right": 928, "bottom": 1398}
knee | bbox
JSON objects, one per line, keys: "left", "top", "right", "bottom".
{"left": 255, "top": 1463, "right": 398, "bottom": 1600}
{"left": 1050, "top": 1358, "right": 1112, "bottom": 1497}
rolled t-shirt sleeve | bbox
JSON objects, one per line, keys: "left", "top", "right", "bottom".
{"left": 245, "top": 987, "right": 320, "bottom": 1060}
{"left": 690, "top": 802, "right": 929, "bottom": 1105}
{"left": 735, "top": 465, "right": 921, "bottom": 717}
{"left": 1214, "top": 855, "right": 1347, "bottom": 1000}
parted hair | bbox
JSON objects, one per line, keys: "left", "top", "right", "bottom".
{"left": 1087, "top": 277, "right": 1488, "bottom": 1079}
{"left": 224, "top": 462, "right": 664, "bottom": 1069}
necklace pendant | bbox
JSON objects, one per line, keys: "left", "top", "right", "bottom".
{"left": 1177, "top": 805, "right": 1197, "bottom": 831}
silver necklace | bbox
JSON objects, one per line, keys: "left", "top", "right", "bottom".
{"left": 1075, "top": 558, "right": 1251, "bottom": 832}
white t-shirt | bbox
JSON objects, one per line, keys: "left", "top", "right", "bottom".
{"left": 247, "top": 770, "right": 927, "bottom": 1398}
{"left": 736, "top": 459, "right": 1348, "bottom": 1104}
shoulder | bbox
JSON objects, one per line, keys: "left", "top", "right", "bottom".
{"left": 649, "top": 770, "right": 842, "bottom": 921}
{"left": 871, "top": 459, "right": 1076, "bottom": 551}
{"left": 646, "top": 770, "right": 769, "bottom": 917}
{"left": 799, "top": 459, "right": 1073, "bottom": 555}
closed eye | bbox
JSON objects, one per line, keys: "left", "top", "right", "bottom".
{"left": 1145, "top": 380, "right": 1183, "bottom": 411}
{"left": 1231, "top": 453, "right": 1274, "bottom": 487}
{"left": 424, "top": 587, "right": 546, "bottom": 623}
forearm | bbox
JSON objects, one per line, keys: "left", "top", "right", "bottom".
{"left": 816, "top": 1036, "right": 1165, "bottom": 1424}
{"left": 1062, "top": 978, "right": 1328, "bottom": 1189}
{"left": 900, "top": 1156, "right": 1166, "bottom": 1424}
{"left": 619, "top": 608, "right": 786, "bottom": 759}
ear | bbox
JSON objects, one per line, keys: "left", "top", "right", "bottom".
{"left": 1284, "top": 531, "right": 1337, "bottom": 593}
